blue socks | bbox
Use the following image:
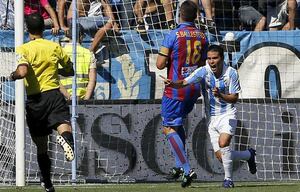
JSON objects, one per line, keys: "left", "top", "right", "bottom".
{"left": 167, "top": 132, "right": 190, "bottom": 175}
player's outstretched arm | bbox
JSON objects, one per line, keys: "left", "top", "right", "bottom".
{"left": 160, "top": 75, "right": 189, "bottom": 89}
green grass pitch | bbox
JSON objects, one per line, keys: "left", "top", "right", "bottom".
{"left": 1, "top": 182, "right": 300, "bottom": 192}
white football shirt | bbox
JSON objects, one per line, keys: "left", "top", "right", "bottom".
{"left": 185, "top": 62, "right": 241, "bottom": 117}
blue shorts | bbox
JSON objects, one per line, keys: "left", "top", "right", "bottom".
{"left": 161, "top": 95, "right": 198, "bottom": 127}
{"left": 68, "top": 16, "right": 109, "bottom": 37}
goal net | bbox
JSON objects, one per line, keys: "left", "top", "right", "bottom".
{"left": 0, "top": 34, "right": 15, "bottom": 184}
{"left": 0, "top": 0, "right": 300, "bottom": 186}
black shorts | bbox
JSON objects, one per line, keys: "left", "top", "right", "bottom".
{"left": 26, "top": 89, "right": 71, "bottom": 137}
{"left": 239, "top": 6, "right": 264, "bottom": 26}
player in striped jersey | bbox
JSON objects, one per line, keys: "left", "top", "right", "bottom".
{"left": 163, "top": 44, "right": 257, "bottom": 188}
{"left": 156, "top": 0, "right": 208, "bottom": 188}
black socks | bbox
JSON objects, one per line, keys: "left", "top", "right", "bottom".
{"left": 61, "top": 131, "right": 74, "bottom": 149}
{"left": 37, "top": 153, "right": 52, "bottom": 188}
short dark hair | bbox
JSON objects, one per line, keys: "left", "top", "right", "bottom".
{"left": 25, "top": 13, "right": 45, "bottom": 35}
{"left": 180, "top": 0, "right": 198, "bottom": 22}
{"left": 208, "top": 44, "right": 224, "bottom": 58}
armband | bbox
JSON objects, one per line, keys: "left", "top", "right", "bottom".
{"left": 158, "top": 52, "right": 168, "bottom": 57}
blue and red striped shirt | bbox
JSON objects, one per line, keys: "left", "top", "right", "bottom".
{"left": 161, "top": 22, "right": 208, "bottom": 101}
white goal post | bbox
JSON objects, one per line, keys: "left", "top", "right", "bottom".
{"left": 14, "top": 0, "right": 25, "bottom": 187}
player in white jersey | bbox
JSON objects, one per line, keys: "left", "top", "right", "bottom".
{"left": 163, "top": 44, "right": 257, "bottom": 188}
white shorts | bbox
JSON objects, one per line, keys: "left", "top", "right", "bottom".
{"left": 208, "top": 113, "right": 237, "bottom": 152}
